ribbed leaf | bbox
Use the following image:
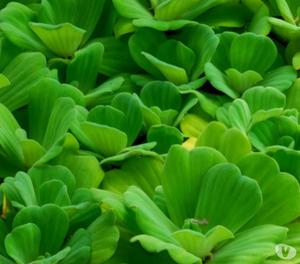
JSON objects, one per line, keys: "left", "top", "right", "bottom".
{"left": 178, "top": 24, "right": 219, "bottom": 79}
{"left": 98, "top": 37, "right": 139, "bottom": 76}
{"left": 112, "top": 0, "right": 152, "bottom": 19}
{"left": 13, "top": 204, "right": 69, "bottom": 255}
{"left": 147, "top": 125, "right": 183, "bottom": 154}
{"left": 258, "top": 66, "right": 297, "bottom": 91}
{"left": 0, "top": 3, "right": 48, "bottom": 53}
{"left": 30, "top": 22, "right": 86, "bottom": 57}
{"left": 103, "top": 157, "right": 163, "bottom": 197}
{"left": 238, "top": 153, "right": 300, "bottom": 227}
{"left": 131, "top": 235, "right": 201, "bottom": 264}
{"left": 195, "top": 163, "right": 262, "bottom": 233}
{"left": 204, "top": 63, "right": 239, "bottom": 99}
{"left": 142, "top": 51, "right": 189, "bottom": 85}
{"left": 125, "top": 186, "right": 178, "bottom": 242}
{"left": 80, "top": 122, "right": 127, "bottom": 157}
{"left": 5, "top": 223, "right": 40, "bottom": 264}
{"left": 39, "top": 0, "right": 105, "bottom": 43}
{"left": 42, "top": 97, "right": 76, "bottom": 149}
{"left": 229, "top": 33, "right": 277, "bottom": 74}
{"left": 111, "top": 93, "right": 143, "bottom": 146}
{"left": 197, "top": 122, "right": 252, "bottom": 163}
{"left": 210, "top": 225, "right": 288, "bottom": 264}
{"left": 129, "top": 28, "right": 166, "bottom": 79}
{"left": 67, "top": 42, "right": 104, "bottom": 93}
{"left": 140, "top": 81, "right": 181, "bottom": 111}
{"left": 162, "top": 145, "right": 226, "bottom": 226}
{"left": 217, "top": 99, "right": 252, "bottom": 132}
{"left": 1, "top": 52, "right": 49, "bottom": 111}
{"left": 87, "top": 212, "right": 120, "bottom": 264}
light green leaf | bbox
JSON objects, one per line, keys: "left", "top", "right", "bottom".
{"left": 30, "top": 22, "right": 86, "bottom": 57}
{"left": 197, "top": 122, "right": 252, "bottom": 163}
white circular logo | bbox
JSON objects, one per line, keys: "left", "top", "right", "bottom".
{"left": 275, "top": 244, "right": 297, "bottom": 260}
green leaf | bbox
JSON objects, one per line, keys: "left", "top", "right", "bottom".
{"left": 87, "top": 212, "right": 120, "bottom": 264}
{"left": 97, "top": 37, "right": 139, "bottom": 76}
{"left": 30, "top": 22, "right": 86, "bottom": 57}
{"left": 53, "top": 152, "right": 104, "bottom": 188}
{"left": 41, "top": 97, "right": 76, "bottom": 149}
{"left": 2, "top": 172, "right": 37, "bottom": 207}
{"left": 29, "top": 78, "right": 84, "bottom": 144}
{"left": 111, "top": 93, "right": 143, "bottom": 146}
{"left": 125, "top": 186, "right": 178, "bottom": 242}
{"left": 238, "top": 153, "right": 300, "bottom": 227}
{"left": 195, "top": 163, "right": 262, "bottom": 233}
{"left": 162, "top": 145, "right": 226, "bottom": 226}
{"left": 156, "top": 40, "right": 196, "bottom": 76}
{"left": 258, "top": 66, "right": 297, "bottom": 92}
{"left": 225, "top": 68, "right": 263, "bottom": 94}
{"left": 67, "top": 42, "right": 104, "bottom": 93}
{"left": 216, "top": 99, "right": 252, "bottom": 133}
{"left": 112, "top": 0, "right": 152, "bottom": 19}
{"left": 132, "top": 18, "right": 195, "bottom": 31}
{"left": 80, "top": 122, "right": 127, "bottom": 157}
{"left": 13, "top": 204, "right": 69, "bottom": 255}
{"left": 242, "top": 86, "right": 286, "bottom": 113}
{"left": 204, "top": 63, "right": 239, "bottom": 99}
{"left": 197, "top": 122, "right": 252, "bottom": 163}
{"left": 29, "top": 165, "right": 76, "bottom": 195}
{"left": 286, "top": 78, "right": 300, "bottom": 117}
{"left": 88, "top": 106, "right": 125, "bottom": 131}
{"left": 1, "top": 52, "right": 49, "bottom": 111}
{"left": 210, "top": 225, "right": 288, "bottom": 264}
{"left": 197, "top": 3, "right": 251, "bottom": 28}
{"left": 179, "top": 24, "right": 220, "bottom": 79}
{"left": 172, "top": 226, "right": 234, "bottom": 258}
{"left": 5, "top": 223, "right": 40, "bottom": 264}
{"left": 0, "top": 3, "right": 48, "bottom": 53}
{"left": 103, "top": 156, "right": 163, "bottom": 197}
{"left": 154, "top": 0, "right": 224, "bottom": 20}
{"left": 39, "top": 0, "right": 105, "bottom": 43}
{"left": 229, "top": 32, "right": 277, "bottom": 75}
{"left": 140, "top": 81, "right": 181, "bottom": 111}
{"left": 129, "top": 28, "right": 166, "bottom": 79}
{"left": 147, "top": 125, "right": 184, "bottom": 154}
{"left": 142, "top": 51, "right": 189, "bottom": 85}
{"left": 131, "top": 234, "right": 202, "bottom": 264}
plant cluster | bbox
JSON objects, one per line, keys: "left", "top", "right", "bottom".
{"left": 0, "top": 0, "right": 299, "bottom": 263}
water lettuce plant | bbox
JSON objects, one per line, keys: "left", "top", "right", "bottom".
{"left": 0, "top": 0, "right": 300, "bottom": 263}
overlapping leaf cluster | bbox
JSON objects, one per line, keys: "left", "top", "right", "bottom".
{"left": 0, "top": 0, "right": 299, "bottom": 263}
